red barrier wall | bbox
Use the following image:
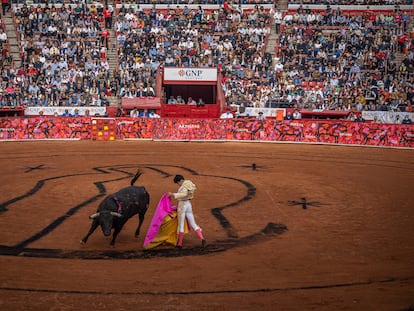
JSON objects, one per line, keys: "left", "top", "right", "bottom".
{"left": 0, "top": 117, "right": 413, "bottom": 148}
{"left": 0, "top": 117, "right": 91, "bottom": 140}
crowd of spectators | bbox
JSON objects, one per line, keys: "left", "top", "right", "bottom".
{"left": 0, "top": 1, "right": 113, "bottom": 108}
{"left": 114, "top": 2, "right": 271, "bottom": 102}
{"left": 222, "top": 3, "right": 414, "bottom": 116}
{"left": 0, "top": 0, "right": 413, "bottom": 119}
{"left": 265, "top": 4, "right": 414, "bottom": 114}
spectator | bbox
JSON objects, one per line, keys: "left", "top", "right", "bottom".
{"left": 2, "top": 0, "right": 9, "bottom": 15}
{"left": 135, "top": 85, "right": 147, "bottom": 98}
{"left": 293, "top": 109, "right": 302, "bottom": 119}
{"left": 62, "top": 109, "right": 72, "bottom": 117}
{"left": 0, "top": 28, "right": 7, "bottom": 43}
{"left": 187, "top": 97, "right": 197, "bottom": 105}
{"left": 101, "top": 28, "right": 110, "bottom": 49}
{"left": 220, "top": 109, "right": 234, "bottom": 119}
{"left": 139, "top": 109, "right": 150, "bottom": 118}
{"left": 176, "top": 96, "right": 185, "bottom": 104}
{"left": 354, "top": 114, "right": 365, "bottom": 122}
{"left": 167, "top": 95, "right": 177, "bottom": 104}
{"left": 149, "top": 110, "right": 160, "bottom": 118}
{"left": 98, "top": 91, "right": 110, "bottom": 107}
{"left": 402, "top": 115, "right": 412, "bottom": 124}
{"left": 103, "top": 6, "right": 113, "bottom": 29}
{"left": 116, "top": 103, "right": 123, "bottom": 117}
{"left": 284, "top": 112, "right": 293, "bottom": 121}
{"left": 197, "top": 98, "right": 205, "bottom": 107}
{"left": 257, "top": 111, "right": 266, "bottom": 120}
{"left": 130, "top": 107, "right": 139, "bottom": 118}
{"left": 372, "top": 115, "right": 383, "bottom": 124}
{"left": 395, "top": 115, "right": 402, "bottom": 124}
{"left": 144, "top": 84, "right": 155, "bottom": 97}
{"left": 273, "top": 9, "right": 282, "bottom": 33}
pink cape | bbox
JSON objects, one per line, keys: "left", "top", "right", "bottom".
{"left": 143, "top": 193, "right": 177, "bottom": 247}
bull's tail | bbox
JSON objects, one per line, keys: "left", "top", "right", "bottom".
{"left": 131, "top": 169, "right": 142, "bottom": 186}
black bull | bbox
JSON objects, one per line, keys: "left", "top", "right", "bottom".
{"left": 81, "top": 177, "right": 150, "bottom": 246}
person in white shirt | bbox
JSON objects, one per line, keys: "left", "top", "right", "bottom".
{"left": 135, "top": 59, "right": 145, "bottom": 70}
{"left": 273, "top": 10, "right": 282, "bottom": 33}
{"left": 185, "top": 38, "right": 194, "bottom": 50}
{"left": 223, "top": 38, "right": 233, "bottom": 51}
{"left": 187, "top": 97, "right": 197, "bottom": 105}
{"left": 220, "top": 109, "right": 234, "bottom": 119}
{"left": 293, "top": 109, "right": 302, "bottom": 119}
{"left": 130, "top": 107, "right": 139, "bottom": 118}
{"left": 257, "top": 111, "right": 266, "bottom": 120}
{"left": 274, "top": 58, "right": 284, "bottom": 73}
{"left": 148, "top": 110, "right": 160, "bottom": 118}
{"left": 178, "top": 38, "right": 187, "bottom": 50}
{"left": 173, "top": 95, "right": 183, "bottom": 104}
{"left": 307, "top": 12, "right": 316, "bottom": 25}
{"left": 167, "top": 95, "right": 177, "bottom": 104}
{"left": 283, "top": 13, "right": 293, "bottom": 25}
{"left": 125, "top": 11, "right": 136, "bottom": 21}
{"left": 0, "top": 29, "right": 7, "bottom": 43}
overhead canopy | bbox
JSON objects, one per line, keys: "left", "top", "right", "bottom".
{"left": 121, "top": 97, "right": 162, "bottom": 109}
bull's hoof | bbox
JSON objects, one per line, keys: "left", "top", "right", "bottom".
{"left": 80, "top": 240, "right": 86, "bottom": 245}
{"left": 135, "top": 234, "right": 139, "bottom": 238}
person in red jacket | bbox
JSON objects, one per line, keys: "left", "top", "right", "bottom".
{"left": 398, "top": 33, "right": 408, "bottom": 53}
{"left": 103, "top": 6, "right": 112, "bottom": 29}
{"left": 101, "top": 28, "right": 110, "bottom": 49}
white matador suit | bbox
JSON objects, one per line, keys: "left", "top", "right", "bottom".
{"left": 171, "top": 176, "right": 206, "bottom": 248}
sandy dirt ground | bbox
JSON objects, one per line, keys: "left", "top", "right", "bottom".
{"left": 0, "top": 141, "right": 413, "bottom": 311}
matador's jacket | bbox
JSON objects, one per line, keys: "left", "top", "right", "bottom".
{"left": 174, "top": 180, "right": 197, "bottom": 232}
{"left": 173, "top": 180, "right": 196, "bottom": 207}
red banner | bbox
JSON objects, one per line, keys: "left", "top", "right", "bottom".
{"left": 0, "top": 117, "right": 91, "bottom": 140}
{"left": 0, "top": 117, "right": 413, "bottom": 148}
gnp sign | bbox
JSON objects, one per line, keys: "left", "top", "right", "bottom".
{"left": 163, "top": 67, "right": 217, "bottom": 82}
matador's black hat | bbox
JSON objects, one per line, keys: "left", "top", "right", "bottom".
{"left": 173, "top": 174, "right": 184, "bottom": 183}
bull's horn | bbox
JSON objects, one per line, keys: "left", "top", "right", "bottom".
{"left": 110, "top": 212, "right": 122, "bottom": 217}
{"left": 89, "top": 213, "right": 100, "bottom": 219}
{"left": 130, "top": 168, "right": 142, "bottom": 186}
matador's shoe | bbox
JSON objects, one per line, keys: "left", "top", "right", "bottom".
{"left": 176, "top": 232, "right": 184, "bottom": 249}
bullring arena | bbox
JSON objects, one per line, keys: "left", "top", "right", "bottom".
{"left": 0, "top": 140, "right": 413, "bottom": 310}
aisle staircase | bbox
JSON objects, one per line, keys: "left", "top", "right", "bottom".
{"left": 105, "top": 0, "right": 120, "bottom": 107}
{"left": 265, "top": 0, "right": 289, "bottom": 63}
{"left": 394, "top": 18, "right": 414, "bottom": 65}
{"left": 2, "top": 11, "right": 20, "bottom": 67}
